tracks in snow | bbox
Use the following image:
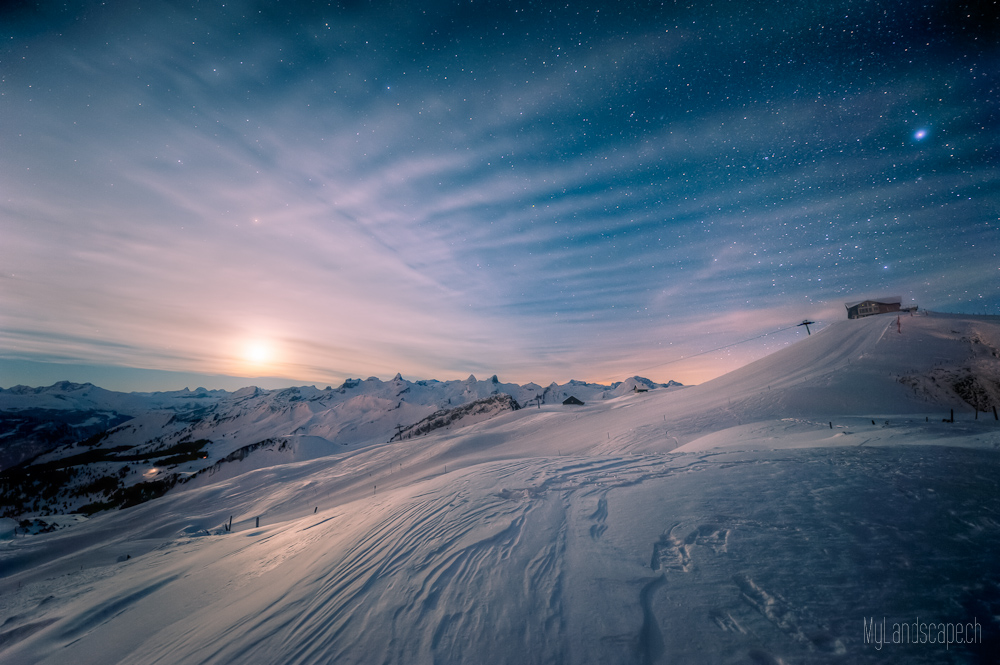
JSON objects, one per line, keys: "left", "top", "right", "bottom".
{"left": 7, "top": 446, "right": 1000, "bottom": 665}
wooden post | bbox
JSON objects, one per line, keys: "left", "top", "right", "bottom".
{"left": 255, "top": 516, "right": 259, "bottom": 528}
{"left": 994, "top": 406, "right": 998, "bottom": 421}
{"left": 829, "top": 422, "right": 832, "bottom": 429}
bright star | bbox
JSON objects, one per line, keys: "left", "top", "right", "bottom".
{"left": 913, "top": 128, "right": 928, "bottom": 141}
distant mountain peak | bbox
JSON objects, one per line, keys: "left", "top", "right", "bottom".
{"left": 50, "top": 381, "right": 96, "bottom": 391}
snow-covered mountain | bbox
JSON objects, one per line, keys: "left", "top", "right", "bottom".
{"left": 1, "top": 312, "right": 999, "bottom": 664}
{"left": 0, "top": 382, "right": 225, "bottom": 470}
{"left": 0, "top": 374, "right": 682, "bottom": 516}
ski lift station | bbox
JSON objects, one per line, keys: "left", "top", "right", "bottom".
{"left": 845, "top": 296, "right": 909, "bottom": 319}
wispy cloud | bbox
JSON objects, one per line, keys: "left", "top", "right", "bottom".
{"left": 1, "top": 0, "right": 997, "bottom": 389}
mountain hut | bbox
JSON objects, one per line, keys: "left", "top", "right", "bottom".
{"left": 845, "top": 296, "right": 902, "bottom": 319}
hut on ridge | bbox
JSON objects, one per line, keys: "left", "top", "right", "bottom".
{"left": 845, "top": 296, "right": 902, "bottom": 319}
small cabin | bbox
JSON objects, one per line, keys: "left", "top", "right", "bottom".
{"left": 562, "top": 396, "right": 585, "bottom": 406}
{"left": 845, "top": 296, "right": 902, "bottom": 319}
{"left": 633, "top": 386, "right": 648, "bottom": 393}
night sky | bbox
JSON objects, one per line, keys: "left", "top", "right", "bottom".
{"left": 2, "top": 0, "right": 998, "bottom": 391}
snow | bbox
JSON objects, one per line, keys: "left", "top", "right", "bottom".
{"left": 1, "top": 312, "right": 998, "bottom": 664}
{"left": 0, "top": 383, "right": 226, "bottom": 415}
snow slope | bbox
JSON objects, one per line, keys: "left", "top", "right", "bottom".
{"left": 1, "top": 312, "right": 999, "bottom": 664}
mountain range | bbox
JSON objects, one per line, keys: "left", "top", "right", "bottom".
{"left": 0, "top": 374, "right": 681, "bottom": 516}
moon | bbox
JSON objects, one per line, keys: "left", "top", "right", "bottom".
{"left": 244, "top": 341, "right": 272, "bottom": 365}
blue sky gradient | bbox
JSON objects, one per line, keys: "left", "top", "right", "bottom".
{"left": 2, "top": 1, "right": 997, "bottom": 390}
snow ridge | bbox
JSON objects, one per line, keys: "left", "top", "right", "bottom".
{"left": 390, "top": 394, "right": 521, "bottom": 441}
